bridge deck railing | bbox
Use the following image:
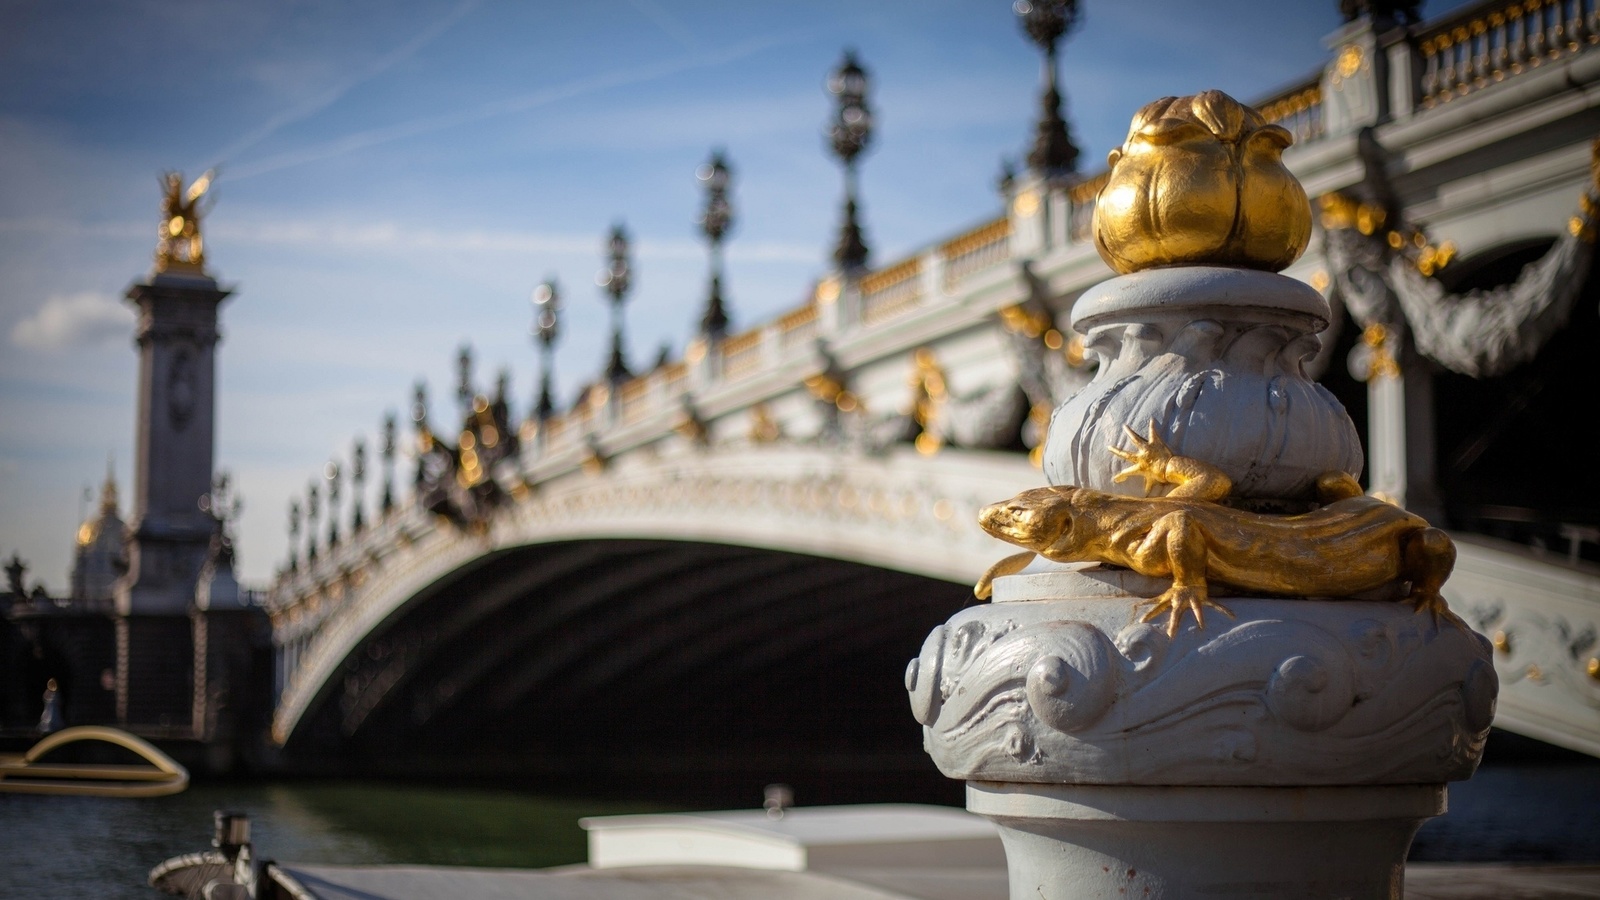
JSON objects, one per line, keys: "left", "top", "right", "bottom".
{"left": 272, "top": 0, "right": 1600, "bottom": 606}
{"left": 275, "top": 0, "right": 1600, "bottom": 594}
{"left": 1255, "top": 74, "right": 1325, "bottom": 145}
{"left": 1417, "top": 0, "right": 1600, "bottom": 108}
{"left": 511, "top": 209, "right": 1017, "bottom": 465}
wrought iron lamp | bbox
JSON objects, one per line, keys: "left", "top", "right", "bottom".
{"left": 411, "top": 382, "right": 432, "bottom": 491}
{"left": 286, "top": 499, "right": 300, "bottom": 572}
{"left": 827, "top": 50, "right": 874, "bottom": 272}
{"left": 598, "top": 225, "right": 633, "bottom": 383}
{"left": 305, "top": 483, "right": 319, "bottom": 562}
{"left": 381, "top": 412, "right": 396, "bottom": 516}
{"left": 1015, "top": 0, "right": 1081, "bottom": 179}
{"left": 350, "top": 437, "right": 366, "bottom": 533}
{"left": 456, "top": 344, "right": 474, "bottom": 414}
{"left": 324, "top": 459, "right": 341, "bottom": 548}
{"left": 531, "top": 278, "right": 561, "bottom": 419}
{"left": 696, "top": 150, "right": 734, "bottom": 339}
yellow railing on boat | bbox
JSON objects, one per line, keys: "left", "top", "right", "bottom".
{"left": 0, "top": 726, "right": 189, "bottom": 797}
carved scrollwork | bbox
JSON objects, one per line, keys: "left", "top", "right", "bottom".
{"left": 910, "top": 592, "right": 1495, "bottom": 785}
{"left": 1045, "top": 268, "right": 1362, "bottom": 503}
{"left": 1459, "top": 595, "right": 1600, "bottom": 723}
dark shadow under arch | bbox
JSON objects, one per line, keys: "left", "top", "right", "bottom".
{"left": 1430, "top": 237, "right": 1600, "bottom": 561}
{"left": 283, "top": 539, "right": 978, "bottom": 806}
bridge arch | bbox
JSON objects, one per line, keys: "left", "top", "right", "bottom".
{"left": 271, "top": 445, "right": 1036, "bottom": 795}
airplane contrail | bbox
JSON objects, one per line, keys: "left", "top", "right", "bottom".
{"left": 628, "top": 0, "right": 700, "bottom": 52}
{"left": 206, "top": 0, "right": 482, "bottom": 169}
{"left": 225, "top": 33, "right": 797, "bottom": 181}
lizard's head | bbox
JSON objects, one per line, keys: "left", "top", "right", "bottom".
{"left": 978, "top": 487, "right": 1076, "bottom": 550}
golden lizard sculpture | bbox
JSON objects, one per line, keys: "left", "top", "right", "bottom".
{"left": 975, "top": 423, "right": 1456, "bottom": 636}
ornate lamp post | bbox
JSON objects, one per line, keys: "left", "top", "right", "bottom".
{"left": 305, "top": 482, "right": 319, "bottom": 563}
{"left": 286, "top": 498, "right": 301, "bottom": 572}
{"left": 1015, "top": 0, "right": 1081, "bottom": 179}
{"left": 827, "top": 50, "right": 874, "bottom": 273}
{"left": 350, "top": 437, "right": 366, "bottom": 533}
{"left": 324, "top": 458, "right": 341, "bottom": 549}
{"left": 531, "top": 278, "right": 561, "bottom": 420}
{"left": 597, "top": 225, "right": 632, "bottom": 383}
{"left": 456, "top": 344, "right": 474, "bottom": 414}
{"left": 696, "top": 150, "right": 734, "bottom": 340}
{"left": 411, "top": 382, "right": 440, "bottom": 489}
{"left": 381, "top": 412, "right": 397, "bottom": 516}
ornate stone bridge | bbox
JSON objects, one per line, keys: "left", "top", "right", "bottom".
{"left": 266, "top": 0, "right": 1600, "bottom": 783}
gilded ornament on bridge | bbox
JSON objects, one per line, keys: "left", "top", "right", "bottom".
{"left": 908, "top": 348, "right": 947, "bottom": 456}
{"left": 155, "top": 170, "right": 214, "bottom": 274}
{"left": 976, "top": 423, "right": 1458, "bottom": 636}
{"left": 1092, "top": 90, "right": 1311, "bottom": 274}
{"left": 748, "top": 404, "right": 781, "bottom": 443}
{"left": 1319, "top": 192, "right": 1458, "bottom": 276}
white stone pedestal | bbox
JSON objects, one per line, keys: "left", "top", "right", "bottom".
{"left": 907, "top": 565, "right": 1497, "bottom": 900}
{"left": 970, "top": 781, "right": 1441, "bottom": 899}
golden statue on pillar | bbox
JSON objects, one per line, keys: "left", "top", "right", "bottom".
{"left": 975, "top": 90, "right": 1459, "bottom": 636}
{"left": 154, "top": 170, "right": 214, "bottom": 275}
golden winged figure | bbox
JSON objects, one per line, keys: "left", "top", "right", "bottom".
{"left": 155, "top": 170, "right": 214, "bottom": 273}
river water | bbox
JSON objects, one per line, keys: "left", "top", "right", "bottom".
{"left": 0, "top": 780, "right": 664, "bottom": 899}
{"left": 2, "top": 759, "right": 1597, "bottom": 898}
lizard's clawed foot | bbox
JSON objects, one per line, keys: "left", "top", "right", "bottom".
{"left": 1110, "top": 420, "right": 1175, "bottom": 497}
{"left": 1137, "top": 584, "right": 1235, "bottom": 638}
{"left": 1410, "top": 589, "right": 1466, "bottom": 631}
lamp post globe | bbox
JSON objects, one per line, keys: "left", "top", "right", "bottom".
{"left": 531, "top": 278, "right": 561, "bottom": 420}
{"left": 696, "top": 150, "right": 734, "bottom": 339}
{"left": 826, "top": 51, "right": 874, "bottom": 272}
{"left": 598, "top": 226, "right": 633, "bottom": 383}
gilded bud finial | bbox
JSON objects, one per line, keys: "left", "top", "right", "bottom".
{"left": 1092, "top": 90, "right": 1311, "bottom": 274}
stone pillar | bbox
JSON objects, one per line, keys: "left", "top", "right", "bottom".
{"left": 192, "top": 606, "right": 266, "bottom": 771}
{"left": 1322, "top": 18, "right": 1388, "bottom": 137}
{"left": 910, "top": 269, "right": 1495, "bottom": 896}
{"left": 1009, "top": 174, "right": 1050, "bottom": 258}
{"left": 115, "top": 270, "right": 232, "bottom": 732}
{"left": 119, "top": 271, "right": 231, "bottom": 615}
{"left": 116, "top": 615, "right": 194, "bottom": 734}
{"left": 1385, "top": 28, "right": 1422, "bottom": 121}
{"left": 910, "top": 583, "right": 1493, "bottom": 897}
{"left": 909, "top": 94, "right": 1496, "bottom": 895}
{"left": 1367, "top": 358, "right": 1443, "bottom": 523}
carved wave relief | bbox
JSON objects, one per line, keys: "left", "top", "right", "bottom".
{"left": 1045, "top": 268, "right": 1363, "bottom": 504}
{"left": 1044, "top": 317, "right": 1362, "bottom": 503}
{"left": 906, "top": 594, "right": 1496, "bottom": 785}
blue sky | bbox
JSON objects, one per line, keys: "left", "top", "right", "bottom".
{"left": 0, "top": 0, "right": 1465, "bottom": 588}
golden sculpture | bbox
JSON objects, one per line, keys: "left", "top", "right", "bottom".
{"left": 749, "top": 404, "right": 781, "bottom": 443}
{"left": 974, "top": 424, "right": 1457, "bottom": 636}
{"left": 155, "top": 170, "right": 214, "bottom": 274}
{"left": 1093, "top": 90, "right": 1311, "bottom": 274}
{"left": 908, "top": 348, "right": 947, "bottom": 456}
{"left": 1319, "top": 192, "right": 1458, "bottom": 276}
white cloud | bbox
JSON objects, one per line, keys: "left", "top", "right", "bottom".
{"left": 10, "top": 292, "right": 133, "bottom": 351}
